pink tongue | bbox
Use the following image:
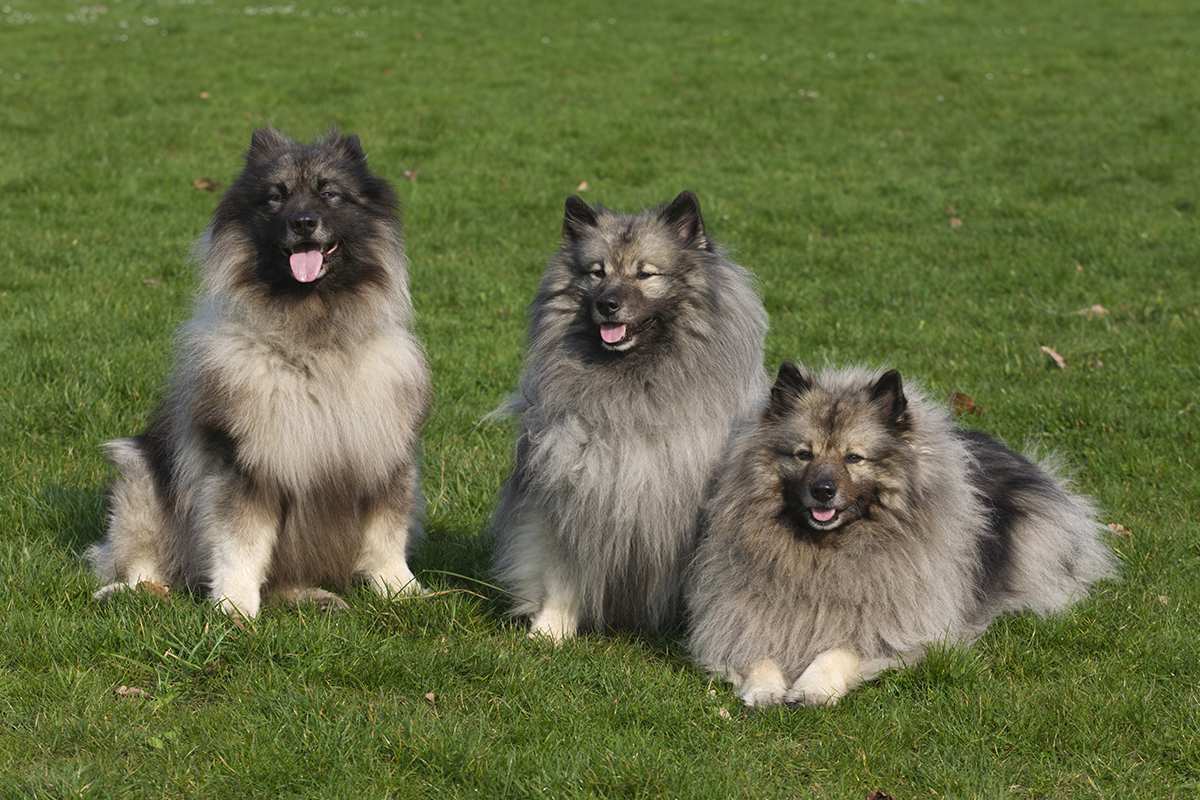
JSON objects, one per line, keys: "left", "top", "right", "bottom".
{"left": 811, "top": 508, "right": 836, "bottom": 522}
{"left": 289, "top": 249, "right": 324, "bottom": 283}
{"left": 600, "top": 323, "right": 627, "bottom": 344}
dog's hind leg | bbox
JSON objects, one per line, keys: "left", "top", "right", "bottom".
{"left": 87, "top": 438, "right": 169, "bottom": 601}
{"left": 356, "top": 462, "right": 426, "bottom": 597}
{"left": 273, "top": 586, "right": 349, "bottom": 612}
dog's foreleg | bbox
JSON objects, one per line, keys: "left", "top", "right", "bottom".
{"left": 357, "top": 464, "right": 425, "bottom": 597}
{"left": 198, "top": 480, "right": 278, "bottom": 619}
{"left": 528, "top": 559, "right": 580, "bottom": 643}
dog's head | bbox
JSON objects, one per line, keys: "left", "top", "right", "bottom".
{"left": 211, "top": 128, "right": 398, "bottom": 297}
{"left": 554, "top": 191, "right": 714, "bottom": 356}
{"left": 762, "top": 363, "right": 911, "bottom": 536}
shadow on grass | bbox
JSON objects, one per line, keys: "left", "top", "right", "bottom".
{"left": 38, "top": 483, "right": 105, "bottom": 555}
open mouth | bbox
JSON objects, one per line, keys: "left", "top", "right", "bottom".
{"left": 598, "top": 317, "right": 655, "bottom": 352}
{"left": 287, "top": 241, "right": 339, "bottom": 283}
{"left": 806, "top": 506, "right": 843, "bottom": 530}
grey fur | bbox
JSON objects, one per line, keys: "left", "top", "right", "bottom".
{"left": 86, "top": 130, "right": 431, "bottom": 617}
{"left": 685, "top": 364, "right": 1116, "bottom": 705}
{"left": 490, "top": 192, "right": 768, "bottom": 637}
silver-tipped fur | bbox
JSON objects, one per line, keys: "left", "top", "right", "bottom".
{"left": 685, "top": 364, "right": 1116, "bottom": 706}
{"left": 86, "top": 129, "right": 431, "bottom": 617}
{"left": 489, "top": 192, "right": 769, "bottom": 639}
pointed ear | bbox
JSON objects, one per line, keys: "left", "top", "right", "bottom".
{"left": 659, "top": 190, "right": 709, "bottom": 250}
{"left": 869, "top": 369, "right": 908, "bottom": 425}
{"left": 766, "top": 361, "right": 812, "bottom": 419}
{"left": 335, "top": 133, "right": 366, "bottom": 162}
{"left": 247, "top": 127, "right": 289, "bottom": 164}
{"left": 563, "top": 195, "right": 599, "bottom": 241}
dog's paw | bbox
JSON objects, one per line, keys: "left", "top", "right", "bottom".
{"left": 737, "top": 659, "right": 788, "bottom": 708}
{"left": 213, "top": 593, "right": 260, "bottom": 621}
{"left": 739, "top": 684, "right": 786, "bottom": 708}
{"left": 365, "top": 572, "right": 427, "bottom": 598}
{"left": 527, "top": 607, "right": 577, "bottom": 644}
{"left": 783, "top": 680, "right": 844, "bottom": 707}
{"left": 785, "top": 648, "right": 858, "bottom": 707}
{"left": 278, "top": 587, "right": 349, "bottom": 612}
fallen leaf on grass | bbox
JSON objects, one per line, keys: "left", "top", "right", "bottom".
{"left": 716, "top": 707, "right": 732, "bottom": 720}
{"left": 192, "top": 177, "right": 220, "bottom": 192}
{"left": 1157, "top": 595, "right": 1170, "bottom": 606}
{"left": 1039, "top": 345, "right": 1066, "bottom": 369}
{"left": 136, "top": 580, "right": 170, "bottom": 598}
{"left": 576, "top": 180, "right": 590, "bottom": 192}
{"left": 1075, "top": 304, "right": 1109, "bottom": 319}
{"left": 402, "top": 169, "right": 418, "bottom": 182}
{"left": 115, "top": 685, "right": 151, "bottom": 700}
{"left": 948, "top": 216, "right": 963, "bottom": 229}
{"left": 198, "top": 90, "right": 210, "bottom": 100}
{"left": 424, "top": 692, "right": 437, "bottom": 704}
{"left": 1107, "top": 522, "right": 1131, "bottom": 538}
{"left": 950, "top": 391, "right": 981, "bottom": 416}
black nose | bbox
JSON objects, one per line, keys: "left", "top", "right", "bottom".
{"left": 810, "top": 480, "right": 836, "bottom": 503}
{"left": 595, "top": 296, "right": 621, "bottom": 316}
{"left": 289, "top": 213, "right": 319, "bottom": 236}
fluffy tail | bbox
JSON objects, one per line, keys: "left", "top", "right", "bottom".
{"left": 1005, "top": 452, "right": 1118, "bottom": 615}
{"left": 86, "top": 437, "right": 169, "bottom": 593}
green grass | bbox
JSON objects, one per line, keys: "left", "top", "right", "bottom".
{"left": 2, "top": 0, "right": 1198, "bottom": 796}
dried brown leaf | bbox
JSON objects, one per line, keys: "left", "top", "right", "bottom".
{"left": 1039, "top": 345, "right": 1066, "bottom": 369}
{"left": 424, "top": 691, "right": 437, "bottom": 704}
{"left": 1107, "top": 522, "right": 1131, "bottom": 538}
{"left": 1075, "top": 262, "right": 1085, "bottom": 273}
{"left": 198, "top": 90, "right": 210, "bottom": 100}
{"left": 717, "top": 707, "right": 732, "bottom": 720}
{"left": 192, "top": 177, "right": 220, "bottom": 192}
{"left": 949, "top": 391, "right": 981, "bottom": 416}
{"left": 136, "top": 580, "right": 170, "bottom": 598}
{"left": 576, "top": 180, "right": 590, "bottom": 192}
{"left": 1075, "top": 304, "right": 1109, "bottom": 319}
{"left": 114, "top": 685, "right": 151, "bottom": 700}
{"left": 948, "top": 216, "right": 963, "bottom": 229}
{"left": 1157, "top": 595, "right": 1170, "bottom": 606}
{"left": 402, "top": 169, "right": 418, "bottom": 182}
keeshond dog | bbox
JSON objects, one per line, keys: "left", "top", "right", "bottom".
{"left": 86, "top": 128, "right": 431, "bottom": 617}
{"left": 686, "top": 363, "right": 1115, "bottom": 706}
{"left": 490, "top": 192, "right": 769, "bottom": 640}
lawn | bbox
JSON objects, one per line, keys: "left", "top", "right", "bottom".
{"left": 1, "top": 0, "right": 1198, "bottom": 796}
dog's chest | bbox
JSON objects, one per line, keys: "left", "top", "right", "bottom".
{"left": 206, "top": 328, "right": 426, "bottom": 492}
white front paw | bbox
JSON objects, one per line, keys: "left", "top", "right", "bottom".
{"left": 739, "top": 683, "right": 786, "bottom": 708}
{"left": 784, "top": 648, "right": 859, "bottom": 707}
{"left": 784, "top": 672, "right": 846, "bottom": 707}
{"left": 367, "top": 571, "right": 426, "bottom": 597}
{"left": 528, "top": 607, "right": 577, "bottom": 643}
{"left": 213, "top": 591, "right": 260, "bottom": 620}
{"left": 737, "top": 659, "right": 788, "bottom": 708}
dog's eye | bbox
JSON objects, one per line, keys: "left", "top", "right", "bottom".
{"left": 587, "top": 263, "right": 604, "bottom": 277}
{"left": 319, "top": 189, "right": 340, "bottom": 202}
{"left": 845, "top": 453, "right": 865, "bottom": 464}
{"left": 794, "top": 449, "right": 814, "bottom": 461}
{"left": 636, "top": 264, "right": 660, "bottom": 280}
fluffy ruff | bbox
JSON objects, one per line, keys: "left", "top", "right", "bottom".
{"left": 490, "top": 192, "right": 769, "bottom": 638}
{"left": 86, "top": 129, "right": 431, "bottom": 618}
{"left": 685, "top": 364, "right": 1116, "bottom": 706}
